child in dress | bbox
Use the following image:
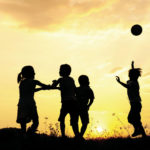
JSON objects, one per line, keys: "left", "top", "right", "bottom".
{"left": 76, "top": 75, "right": 94, "bottom": 138}
{"left": 116, "top": 61, "right": 146, "bottom": 137}
{"left": 17, "top": 65, "right": 50, "bottom": 134}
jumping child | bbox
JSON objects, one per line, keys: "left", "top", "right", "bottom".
{"left": 116, "top": 61, "right": 146, "bottom": 137}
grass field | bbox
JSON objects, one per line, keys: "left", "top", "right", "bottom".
{"left": 0, "top": 128, "right": 149, "bottom": 150}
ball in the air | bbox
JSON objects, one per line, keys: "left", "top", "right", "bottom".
{"left": 131, "top": 24, "right": 142, "bottom": 36}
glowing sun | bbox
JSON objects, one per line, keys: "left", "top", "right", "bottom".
{"left": 97, "top": 126, "right": 103, "bottom": 133}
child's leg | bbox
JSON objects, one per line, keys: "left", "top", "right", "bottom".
{"left": 58, "top": 108, "right": 67, "bottom": 137}
{"left": 71, "top": 116, "right": 79, "bottom": 137}
{"left": 129, "top": 103, "right": 146, "bottom": 137}
{"left": 80, "top": 111, "right": 89, "bottom": 137}
{"left": 27, "top": 107, "right": 39, "bottom": 134}
{"left": 20, "top": 122, "right": 26, "bottom": 133}
{"left": 80, "top": 124, "right": 88, "bottom": 137}
{"left": 70, "top": 105, "right": 79, "bottom": 137}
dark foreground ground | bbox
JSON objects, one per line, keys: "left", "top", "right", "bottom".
{"left": 0, "top": 128, "right": 150, "bottom": 150}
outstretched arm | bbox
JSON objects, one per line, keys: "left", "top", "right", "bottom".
{"left": 34, "top": 88, "right": 45, "bottom": 92}
{"left": 34, "top": 80, "right": 51, "bottom": 92}
{"left": 51, "top": 79, "right": 60, "bottom": 88}
{"left": 116, "top": 76, "right": 128, "bottom": 88}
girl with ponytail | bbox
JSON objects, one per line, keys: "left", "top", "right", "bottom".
{"left": 17, "top": 66, "right": 51, "bottom": 134}
{"left": 17, "top": 72, "right": 22, "bottom": 83}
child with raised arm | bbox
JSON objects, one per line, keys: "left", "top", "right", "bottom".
{"left": 17, "top": 66, "right": 50, "bottom": 134}
{"left": 76, "top": 75, "right": 94, "bottom": 138}
{"left": 116, "top": 61, "right": 146, "bottom": 137}
{"left": 51, "top": 64, "right": 79, "bottom": 138}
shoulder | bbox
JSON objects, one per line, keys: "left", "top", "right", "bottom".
{"left": 68, "top": 76, "right": 75, "bottom": 82}
{"left": 89, "top": 87, "right": 94, "bottom": 93}
{"left": 76, "top": 87, "right": 81, "bottom": 92}
{"left": 33, "top": 80, "right": 40, "bottom": 84}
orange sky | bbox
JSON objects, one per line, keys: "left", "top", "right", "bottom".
{"left": 1, "top": 0, "right": 150, "bottom": 138}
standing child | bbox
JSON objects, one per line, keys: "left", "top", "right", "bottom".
{"left": 51, "top": 64, "right": 79, "bottom": 138}
{"left": 116, "top": 61, "right": 146, "bottom": 137}
{"left": 76, "top": 75, "right": 94, "bottom": 138}
{"left": 17, "top": 66, "right": 50, "bottom": 134}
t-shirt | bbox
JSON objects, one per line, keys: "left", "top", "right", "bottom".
{"left": 57, "top": 77, "right": 76, "bottom": 102}
{"left": 127, "top": 80, "right": 141, "bottom": 103}
{"left": 76, "top": 86, "right": 94, "bottom": 106}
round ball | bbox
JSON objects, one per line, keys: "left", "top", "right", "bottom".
{"left": 131, "top": 24, "right": 142, "bottom": 36}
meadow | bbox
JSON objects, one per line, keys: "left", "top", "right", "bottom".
{"left": 0, "top": 127, "right": 149, "bottom": 150}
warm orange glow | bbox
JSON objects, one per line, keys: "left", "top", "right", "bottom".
{"left": 0, "top": 0, "right": 150, "bottom": 138}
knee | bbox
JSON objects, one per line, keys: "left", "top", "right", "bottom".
{"left": 82, "top": 123, "right": 88, "bottom": 128}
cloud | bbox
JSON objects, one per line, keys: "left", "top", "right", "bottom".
{"left": 106, "top": 67, "right": 128, "bottom": 77}
{"left": 109, "top": 67, "right": 122, "bottom": 74}
{"left": 0, "top": 0, "right": 150, "bottom": 32}
{"left": 97, "top": 62, "right": 111, "bottom": 70}
{"left": 143, "top": 72, "right": 150, "bottom": 77}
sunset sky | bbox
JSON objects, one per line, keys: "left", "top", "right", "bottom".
{"left": 1, "top": 0, "right": 150, "bottom": 137}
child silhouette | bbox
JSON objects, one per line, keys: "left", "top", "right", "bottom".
{"left": 116, "top": 61, "right": 146, "bottom": 137}
{"left": 51, "top": 64, "right": 79, "bottom": 138}
{"left": 76, "top": 75, "right": 94, "bottom": 138}
{"left": 17, "top": 66, "right": 50, "bottom": 134}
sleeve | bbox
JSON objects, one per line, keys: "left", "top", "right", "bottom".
{"left": 33, "top": 80, "right": 41, "bottom": 86}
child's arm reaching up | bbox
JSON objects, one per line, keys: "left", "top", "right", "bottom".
{"left": 131, "top": 61, "right": 134, "bottom": 69}
{"left": 116, "top": 76, "right": 128, "bottom": 88}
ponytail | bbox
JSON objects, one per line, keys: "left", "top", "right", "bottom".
{"left": 17, "top": 72, "right": 22, "bottom": 83}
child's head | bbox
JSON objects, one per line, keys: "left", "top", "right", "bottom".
{"left": 17, "top": 66, "right": 35, "bottom": 83}
{"left": 59, "top": 64, "right": 71, "bottom": 77}
{"left": 78, "top": 75, "right": 89, "bottom": 86}
{"left": 128, "top": 68, "right": 142, "bottom": 80}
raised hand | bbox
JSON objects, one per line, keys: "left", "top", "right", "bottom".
{"left": 131, "top": 61, "right": 134, "bottom": 69}
{"left": 116, "top": 76, "right": 120, "bottom": 82}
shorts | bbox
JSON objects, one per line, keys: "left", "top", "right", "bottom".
{"left": 58, "top": 101, "right": 78, "bottom": 125}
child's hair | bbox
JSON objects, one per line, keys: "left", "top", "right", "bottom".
{"left": 129, "top": 68, "right": 142, "bottom": 80}
{"left": 17, "top": 66, "right": 35, "bottom": 83}
{"left": 59, "top": 64, "right": 71, "bottom": 76}
{"left": 78, "top": 75, "right": 89, "bottom": 86}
